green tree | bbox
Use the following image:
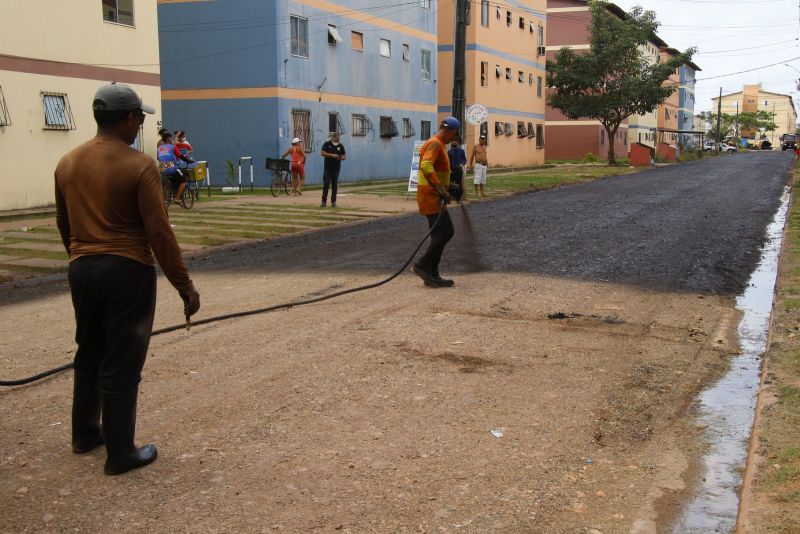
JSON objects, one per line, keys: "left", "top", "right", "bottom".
{"left": 546, "top": 1, "right": 695, "bottom": 164}
{"left": 698, "top": 111, "right": 777, "bottom": 142}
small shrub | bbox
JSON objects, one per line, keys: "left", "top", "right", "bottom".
{"left": 582, "top": 152, "right": 599, "bottom": 163}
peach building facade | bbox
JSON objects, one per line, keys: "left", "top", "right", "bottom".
{"left": 0, "top": 0, "right": 162, "bottom": 210}
{"left": 438, "top": 0, "right": 547, "bottom": 168}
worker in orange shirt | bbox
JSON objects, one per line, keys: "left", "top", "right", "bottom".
{"left": 412, "top": 116, "right": 461, "bottom": 288}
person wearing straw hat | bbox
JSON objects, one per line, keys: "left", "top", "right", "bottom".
{"left": 281, "top": 137, "right": 306, "bottom": 195}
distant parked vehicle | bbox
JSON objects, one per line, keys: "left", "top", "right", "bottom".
{"left": 759, "top": 140, "right": 772, "bottom": 150}
{"left": 702, "top": 141, "right": 716, "bottom": 151}
{"left": 781, "top": 134, "right": 798, "bottom": 151}
{"left": 719, "top": 143, "right": 738, "bottom": 153}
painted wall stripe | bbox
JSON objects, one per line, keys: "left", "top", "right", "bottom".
{"left": 162, "top": 87, "right": 436, "bottom": 112}
{"left": 0, "top": 54, "right": 160, "bottom": 86}
{"left": 438, "top": 44, "right": 545, "bottom": 71}
{"left": 439, "top": 105, "right": 544, "bottom": 120}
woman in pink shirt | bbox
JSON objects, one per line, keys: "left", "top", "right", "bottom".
{"left": 281, "top": 137, "right": 306, "bottom": 195}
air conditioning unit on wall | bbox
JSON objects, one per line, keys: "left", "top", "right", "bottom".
{"left": 537, "top": 46, "right": 546, "bottom": 55}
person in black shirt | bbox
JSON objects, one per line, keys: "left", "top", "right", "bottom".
{"left": 447, "top": 137, "right": 467, "bottom": 202}
{"left": 320, "top": 132, "right": 346, "bottom": 207}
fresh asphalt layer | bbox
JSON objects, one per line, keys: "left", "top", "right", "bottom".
{"left": 189, "top": 152, "right": 793, "bottom": 296}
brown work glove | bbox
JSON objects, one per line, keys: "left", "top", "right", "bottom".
{"left": 179, "top": 283, "right": 201, "bottom": 317}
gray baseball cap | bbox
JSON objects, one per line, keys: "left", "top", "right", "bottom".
{"left": 92, "top": 82, "right": 155, "bottom": 114}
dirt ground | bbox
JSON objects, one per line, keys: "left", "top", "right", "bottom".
{"left": 2, "top": 266, "right": 739, "bottom": 533}
{"left": 0, "top": 153, "right": 792, "bottom": 533}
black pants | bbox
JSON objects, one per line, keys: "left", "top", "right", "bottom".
{"left": 322, "top": 170, "right": 340, "bottom": 202}
{"left": 68, "top": 255, "right": 157, "bottom": 393}
{"left": 416, "top": 210, "right": 454, "bottom": 275}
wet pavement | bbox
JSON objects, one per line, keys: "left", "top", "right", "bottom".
{"left": 192, "top": 152, "right": 793, "bottom": 298}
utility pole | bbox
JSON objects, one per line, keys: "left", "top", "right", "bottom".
{"left": 715, "top": 87, "right": 723, "bottom": 153}
{"left": 451, "top": 0, "right": 468, "bottom": 141}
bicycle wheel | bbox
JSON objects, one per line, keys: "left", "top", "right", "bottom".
{"left": 182, "top": 184, "right": 196, "bottom": 209}
{"left": 270, "top": 171, "right": 281, "bottom": 197}
{"left": 282, "top": 171, "right": 290, "bottom": 194}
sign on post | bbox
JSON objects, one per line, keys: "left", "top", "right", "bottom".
{"left": 407, "top": 140, "right": 425, "bottom": 193}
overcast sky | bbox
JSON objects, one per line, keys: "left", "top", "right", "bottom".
{"left": 611, "top": 0, "right": 800, "bottom": 113}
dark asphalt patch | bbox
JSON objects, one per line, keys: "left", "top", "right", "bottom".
{"left": 188, "top": 152, "right": 793, "bottom": 296}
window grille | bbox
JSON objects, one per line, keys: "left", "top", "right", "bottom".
{"left": 421, "top": 49, "right": 432, "bottom": 81}
{"left": 529, "top": 74, "right": 533, "bottom": 86}
{"left": 290, "top": 15, "right": 309, "bottom": 57}
{"left": 519, "top": 17, "right": 525, "bottom": 29}
{"left": 420, "top": 0, "right": 431, "bottom": 8}
{"left": 495, "top": 65, "right": 501, "bottom": 78}
{"left": 402, "top": 43, "right": 410, "bottom": 61}
{"left": 495, "top": 122, "right": 505, "bottom": 136}
{"left": 291, "top": 108, "right": 312, "bottom": 150}
{"left": 420, "top": 120, "right": 431, "bottom": 140}
{"left": 506, "top": 11, "right": 512, "bottom": 26}
{"left": 402, "top": 118, "right": 416, "bottom": 138}
{"left": 481, "top": 62, "right": 488, "bottom": 87}
{"left": 352, "top": 114, "right": 373, "bottom": 136}
{"left": 480, "top": 121, "right": 488, "bottom": 144}
{"left": 505, "top": 67, "right": 511, "bottom": 80}
{"left": 481, "top": 0, "right": 489, "bottom": 27}
{"left": 537, "top": 76, "right": 543, "bottom": 97}
{"left": 42, "top": 92, "right": 76, "bottom": 130}
{"left": 328, "top": 112, "right": 346, "bottom": 136}
{"left": 518, "top": 71, "right": 524, "bottom": 83}
{"left": 0, "top": 85, "right": 11, "bottom": 126}
{"left": 536, "top": 124, "right": 544, "bottom": 148}
{"left": 527, "top": 122, "right": 535, "bottom": 138}
{"left": 379, "top": 116, "right": 398, "bottom": 138}
{"left": 504, "top": 122, "right": 514, "bottom": 136}
{"left": 102, "top": 0, "right": 134, "bottom": 26}
{"left": 517, "top": 121, "right": 527, "bottom": 137}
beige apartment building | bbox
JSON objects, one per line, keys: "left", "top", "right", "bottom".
{"left": 626, "top": 35, "right": 667, "bottom": 151}
{"left": 0, "top": 0, "right": 162, "bottom": 210}
{"left": 712, "top": 84, "right": 797, "bottom": 145}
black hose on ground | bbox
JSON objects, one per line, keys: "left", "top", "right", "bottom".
{"left": 0, "top": 201, "right": 448, "bottom": 387}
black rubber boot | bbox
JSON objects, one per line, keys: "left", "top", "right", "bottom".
{"left": 102, "top": 387, "right": 157, "bottom": 476}
{"left": 72, "top": 376, "right": 104, "bottom": 453}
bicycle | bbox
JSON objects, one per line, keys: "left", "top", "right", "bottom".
{"left": 161, "top": 162, "right": 203, "bottom": 209}
{"left": 266, "top": 157, "right": 290, "bottom": 197}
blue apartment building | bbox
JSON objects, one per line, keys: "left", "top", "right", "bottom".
{"left": 677, "top": 61, "right": 701, "bottom": 148}
{"left": 157, "top": 0, "right": 438, "bottom": 186}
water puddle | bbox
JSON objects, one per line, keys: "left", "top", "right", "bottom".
{"left": 671, "top": 187, "right": 790, "bottom": 533}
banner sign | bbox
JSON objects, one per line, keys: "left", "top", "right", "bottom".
{"left": 407, "top": 140, "right": 425, "bottom": 192}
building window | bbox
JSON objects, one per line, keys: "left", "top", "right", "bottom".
{"left": 328, "top": 112, "right": 346, "bottom": 136}
{"left": 402, "top": 43, "right": 410, "bottom": 61}
{"left": 481, "top": 61, "right": 489, "bottom": 87}
{"left": 480, "top": 121, "right": 489, "bottom": 144}
{"left": 102, "top": 0, "right": 134, "bottom": 26}
{"left": 380, "top": 38, "right": 391, "bottom": 58}
{"left": 420, "top": 0, "right": 431, "bottom": 8}
{"left": 290, "top": 16, "right": 309, "bottom": 57}
{"left": 481, "top": 0, "right": 489, "bottom": 27}
{"left": 495, "top": 121, "right": 505, "bottom": 136}
{"left": 527, "top": 122, "right": 535, "bottom": 138}
{"left": 518, "top": 71, "right": 524, "bottom": 83}
{"left": 352, "top": 31, "right": 363, "bottom": 52}
{"left": 402, "top": 118, "right": 416, "bottom": 138}
{"left": 420, "top": 120, "right": 431, "bottom": 140}
{"left": 379, "top": 116, "right": 399, "bottom": 138}
{"left": 537, "top": 76, "right": 542, "bottom": 97}
{"left": 530, "top": 21, "right": 535, "bottom": 33}
{"left": 328, "top": 25, "right": 343, "bottom": 45}
{"left": 536, "top": 124, "right": 544, "bottom": 148}
{"left": 505, "top": 67, "right": 511, "bottom": 80}
{"left": 538, "top": 25, "right": 544, "bottom": 47}
{"left": 517, "top": 121, "right": 527, "bottom": 137}
{"left": 504, "top": 122, "right": 514, "bottom": 136}
{"left": 519, "top": 17, "right": 525, "bottom": 29}
{"left": 352, "top": 114, "right": 372, "bottom": 136}
{"left": 0, "top": 85, "right": 11, "bottom": 126}
{"left": 291, "top": 109, "right": 312, "bottom": 150}
{"left": 495, "top": 64, "right": 501, "bottom": 78}
{"left": 529, "top": 74, "right": 534, "bottom": 86}
{"left": 421, "top": 49, "right": 431, "bottom": 80}
{"left": 42, "top": 92, "right": 76, "bottom": 130}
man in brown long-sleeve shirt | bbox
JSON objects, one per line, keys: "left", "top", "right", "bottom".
{"left": 55, "top": 82, "right": 200, "bottom": 476}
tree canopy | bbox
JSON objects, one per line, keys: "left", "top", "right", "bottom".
{"left": 697, "top": 111, "right": 778, "bottom": 142}
{"left": 546, "top": 1, "right": 695, "bottom": 164}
